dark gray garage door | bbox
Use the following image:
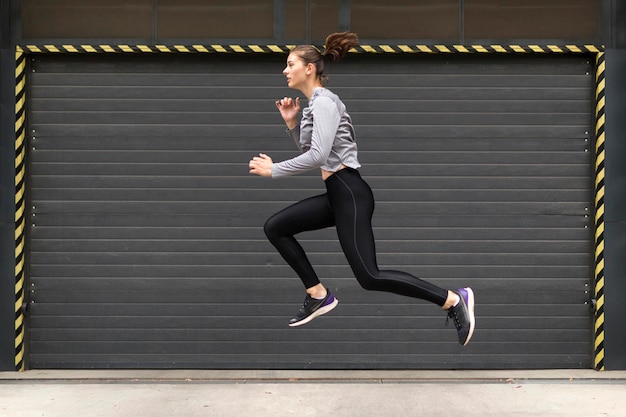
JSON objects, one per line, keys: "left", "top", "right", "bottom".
{"left": 27, "top": 52, "right": 594, "bottom": 369}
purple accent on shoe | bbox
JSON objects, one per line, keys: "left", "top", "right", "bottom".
{"left": 457, "top": 288, "right": 470, "bottom": 306}
{"left": 321, "top": 294, "right": 336, "bottom": 307}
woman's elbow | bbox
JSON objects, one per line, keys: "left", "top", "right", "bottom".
{"left": 308, "top": 150, "right": 328, "bottom": 167}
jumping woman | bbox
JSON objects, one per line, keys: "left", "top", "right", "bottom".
{"left": 248, "top": 32, "right": 475, "bottom": 345}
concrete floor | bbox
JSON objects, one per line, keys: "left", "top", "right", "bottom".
{"left": 1, "top": 370, "right": 625, "bottom": 417}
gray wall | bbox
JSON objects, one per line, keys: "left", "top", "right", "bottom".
{"left": 0, "top": 0, "right": 17, "bottom": 371}
{"left": 602, "top": 0, "right": 626, "bottom": 371}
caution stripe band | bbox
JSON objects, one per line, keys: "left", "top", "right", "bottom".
{"left": 14, "top": 50, "right": 27, "bottom": 372}
{"left": 17, "top": 44, "right": 603, "bottom": 54}
{"left": 593, "top": 52, "right": 606, "bottom": 371}
{"left": 13, "top": 42, "right": 606, "bottom": 371}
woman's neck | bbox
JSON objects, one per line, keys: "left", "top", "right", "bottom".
{"left": 301, "top": 82, "right": 324, "bottom": 99}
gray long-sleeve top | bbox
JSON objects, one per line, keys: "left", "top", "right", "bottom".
{"left": 271, "top": 87, "right": 361, "bottom": 178}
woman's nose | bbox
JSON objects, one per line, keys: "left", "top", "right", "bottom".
{"left": 283, "top": 67, "right": 288, "bottom": 75}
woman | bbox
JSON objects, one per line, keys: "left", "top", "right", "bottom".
{"left": 248, "top": 32, "right": 475, "bottom": 346}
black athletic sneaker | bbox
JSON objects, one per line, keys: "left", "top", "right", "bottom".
{"left": 288, "top": 291, "right": 339, "bottom": 327}
{"left": 446, "top": 287, "right": 475, "bottom": 346}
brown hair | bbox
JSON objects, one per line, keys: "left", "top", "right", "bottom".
{"left": 290, "top": 32, "right": 359, "bottom": 86}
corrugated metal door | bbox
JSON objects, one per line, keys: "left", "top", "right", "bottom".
{"left": 27, "top": 52, "right": 594, "bottom": 369}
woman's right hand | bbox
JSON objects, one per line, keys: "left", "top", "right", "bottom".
{"left": 275, "top": 97, "right": 300, "bottom": 129}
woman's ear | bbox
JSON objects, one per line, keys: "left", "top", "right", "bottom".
{"left": 306, "top": 63, "right": 314, "bottom": 75}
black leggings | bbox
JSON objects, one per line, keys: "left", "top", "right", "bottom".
{"left": 264, "top": 168, "right": 448, "bottom": 306}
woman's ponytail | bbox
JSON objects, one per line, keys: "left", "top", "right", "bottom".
{"left": 290, "top": 32, "right": 359, "bottom": 86}
{"left": 322, "top": 32, "right": 360, "bottom": 63}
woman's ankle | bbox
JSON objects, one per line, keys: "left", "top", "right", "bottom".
{"left": 442, "top": 290, "right": 460, "bottom": 310}
{"left": 307, "top": 284, "right": 327, "bottom": 299}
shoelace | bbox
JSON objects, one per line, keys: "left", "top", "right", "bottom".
{"left": 445, "top": 308, "right": 462, "bottom": 330}
{"left": 298, "top": 296, "right": 312, "bottom": 313}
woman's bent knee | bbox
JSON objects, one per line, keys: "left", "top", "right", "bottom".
{"left": 263, "top": 216, "right": 279, "bottom": 240}
{"left": 354, "top": 272, "right": 380, "bottom": 291}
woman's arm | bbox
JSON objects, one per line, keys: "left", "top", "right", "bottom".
{"left": 249, "top": 97, "right": 301, "bottom": 177}
{"left": 249, "top": 97, "right": 340, "bottom": 178}
{"left": 270, "top": 96, "right": 340, "bottom": 177}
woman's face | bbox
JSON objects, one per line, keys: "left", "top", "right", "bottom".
{"left": 283, "top": 53, "right": 311, "bottom": 90}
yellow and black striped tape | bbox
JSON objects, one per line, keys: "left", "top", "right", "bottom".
{"left": 12, "top": 42, "right": 606, "bottom": 371}
{"left": 17, "top": 44, "right": 603, "bottom": 54}
{"left": 593, "top": 52, "right": 606, "bottom": 371}
{"left": 15, "top": 50, "right": 27, "bottom": 372}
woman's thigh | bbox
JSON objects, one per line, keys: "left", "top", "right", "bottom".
{"left": 264, "top": 193, "right": 336, "bottom": 238}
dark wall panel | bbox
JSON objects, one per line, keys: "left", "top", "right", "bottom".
{"left": 603, "top": 49, "right": 626, "bottom": 370}
{"left": 0, "top": 49, "right": 17, "bottom": 371}
{"left": 26, "top": 52, "right": 594, "bottom": 369}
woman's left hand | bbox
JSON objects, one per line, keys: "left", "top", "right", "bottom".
{"left": 249, "top": 153, "right": 273, "bottom": 177}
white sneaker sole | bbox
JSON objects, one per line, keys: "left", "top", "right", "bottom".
{"left": 288, "top": 297, "right": 339, "bottom": 327}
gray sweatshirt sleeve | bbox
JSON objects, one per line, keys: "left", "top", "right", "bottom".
{"left": 287, "top": 124, "right": 301, "bottom": 148}
{"left": 271, "top": 96, "right": 340, "bottom": 178}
